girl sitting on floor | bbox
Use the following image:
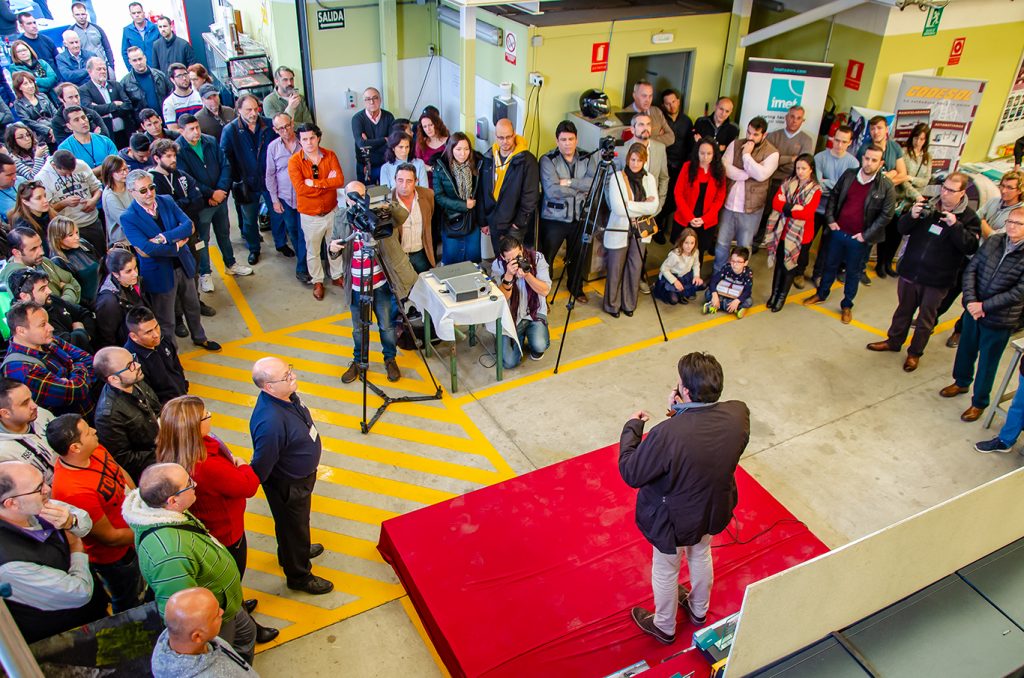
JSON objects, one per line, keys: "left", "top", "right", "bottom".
{"left": 653, "top": 227, "right": 703, "bottom": 305}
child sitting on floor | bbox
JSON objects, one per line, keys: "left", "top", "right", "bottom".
{"left": 703, "top": 246, "right": 753, "bottom": 319}
{"left": 653, "top": 227, "right": 703, "bottom": 305}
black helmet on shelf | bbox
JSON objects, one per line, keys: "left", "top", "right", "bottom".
{"left": 579, "top": 89, "right": 609, "bottom": 119}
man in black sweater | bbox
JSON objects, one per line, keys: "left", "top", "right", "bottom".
{"left": 867, "top": 172, "right": 980, "bottom": 372}
{"left": 350, "top": 87, "right": 394, "bottom": 185}
{"left": 480, "top": 118, "right": 540, "bottom": 252}
{"left": 249, "top": 357, "right": 332, "bottom": 596}
{"left": 619, "top": 352, "right": 749, "bottom": 645}
{"left": 124, "top": 306, "right": 188, "bottom": 404}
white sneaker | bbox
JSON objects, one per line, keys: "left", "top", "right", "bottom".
{"left": 639, "top": 280, "right": 651, "bottom": 295}
{"left": 199, "top": 274, "right": 214, "bottom": 293}
{"left": 227, "top": 263, "right": 254, "bottom": 276}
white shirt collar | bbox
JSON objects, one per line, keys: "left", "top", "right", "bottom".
{"left": 856, "top": 170, "right": 877, "bottom": 185}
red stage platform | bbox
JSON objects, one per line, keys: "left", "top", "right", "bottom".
{"left": 378, "top": 443, "right": 828, "bottom": 677}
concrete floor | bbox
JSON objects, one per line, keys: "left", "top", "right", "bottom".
{"left": 185, "top": 231, "right": 1023, "bottom": 677}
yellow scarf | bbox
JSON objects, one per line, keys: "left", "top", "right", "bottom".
{"left": 491, "top": 134, "right": 528, "bottom": 199}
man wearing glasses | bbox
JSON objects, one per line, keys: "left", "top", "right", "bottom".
{"left": 941, "top": 207, "right": 1024, "bottom": 422}
{"left": 161, "top": 63, "right": 202, "bottom": 132}
{"left": 123, "top": 462, "right": 258, "bottom": 664}
{"left": 120, "top": 169, "right": 221, "bottom": 352}
{"left": 0, "top": 460, "right": 108, "bottom": 643}
{"left": 288, "top": 123, "right": 345, "bottom": 300}
{"left": 866, "top": 172, "right": 980, "bottom": 372}
{"left": 93, "top": 346, "right": 160, "bottom": 483}
{"left": 266, "top": 112, "right": 309, "bottom": 284}
{"left": 249, "top": 357, "right": 333, "bottom": 595}
{"left": 351, "top": 87, "right": 394, "bottom": 184}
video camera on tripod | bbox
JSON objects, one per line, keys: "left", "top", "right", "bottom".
{"left": 346, "top": 188, "right": 394, "bottom": 241}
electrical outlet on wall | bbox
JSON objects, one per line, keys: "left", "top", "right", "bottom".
{"left": 345, "top": 89, "right": 357, "bottom": 109}
{"left": 529, "top": 72, "right": 544, "bottom": 87}
{"left": 428, "top": 43, "right": 436, "bottom": 56}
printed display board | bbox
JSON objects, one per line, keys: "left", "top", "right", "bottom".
{"left": 893, "top": 74, "right": 986, "bottom": 171}
{"left": 740, "top": 58, "right": 833, "bottom": 146}
{"left": 988, "top": 49, "right": 1024, "bottom": 159}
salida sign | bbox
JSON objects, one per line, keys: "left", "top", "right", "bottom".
{"left": 316, "top": 8, "right": 345, "bottom": 30}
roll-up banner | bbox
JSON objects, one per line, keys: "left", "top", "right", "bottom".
{"left": 893, "top": 74, "right": 986, "bottom": 171}
{"left": 739, "top": 58, "right": 834, "bottom": 146}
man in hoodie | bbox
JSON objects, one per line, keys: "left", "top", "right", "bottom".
{"left": 151, "top": 587, "right": 259, "bottom": 677}
{"left": 122, "top": 462, "right": 259, "bottom": 664}
{"left": 867, "top": 172, "right": 980, "bottom": 372}
{"left": 480, "top": 118, "right": 539, "bottom": 253}
{"left": 120, "top": 133, "right": 153, "bottom": 171}
{"left": 0, "top": 378, "right": 57, "bottom": 482}
{"left": 151, "top": 16, "right": 194, "bottom": 74}
{"left": 125, "top": 306, "right": 188, "bottom": 405}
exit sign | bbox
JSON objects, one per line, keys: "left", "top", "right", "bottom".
{"left": 316, "top": 8, "right": 345, "bottom": 30}
{"left": 922, "top": 6, "right": 942, "bottom": 36}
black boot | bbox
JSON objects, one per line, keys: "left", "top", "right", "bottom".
{"left": 774, "top": 272, "right": 796, "bottom": 311}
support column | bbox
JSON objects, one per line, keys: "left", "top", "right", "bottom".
{"left": 459, "top": 6, "right": 477, "bottom": 140}
{"left": 720, "top": 0, "right": 753, "bottom": 99}
{"left": 380, "top": 0, "right": 399, "bottom": 108}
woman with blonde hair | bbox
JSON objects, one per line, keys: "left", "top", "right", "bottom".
{"left": 155, "top": 395, "right": 279, "bottom": 644}
{"left": 48, "top": 215, "right": 101, "bottom": 306}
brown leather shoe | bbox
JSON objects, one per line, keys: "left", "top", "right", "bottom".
{"left": 945, "top": 331, "right": 960, "bottom": 348}
{"left": 940, "top": 383, "right": 969, "bottom": 398}
{"left": 866, "top": 340, "right": 898, "bottom": 352}
{"left": 385, "top": 358, "right": 401, "bottom": 382}
{"left": 903, "top": 355, "right": 920, "bottom": 372}
{"left": 961, "top": 406, "right": 984, "bottom": 422}
{"left": 313, "top": 282, "right": 325, "bottom": 300}
{"left": 575, "top": 293, "right": 589, "bottom": 304}
{"left": 341, "top": 362, "right": 361, "bottom": 384}
{"left": 803, "top": 294, "right": 825, "bottom": 306}
{"left": 330, "top": 276, "right": 345, "bottom": 288}
{"left": 840, "top": 308, "right": 852, "bottom": 324}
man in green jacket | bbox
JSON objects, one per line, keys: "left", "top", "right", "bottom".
{"left": 122, "top": 462, "right": 258, "bottom": 664}
{"left": 0, "top": 228, "right": 81, "bottom": 304}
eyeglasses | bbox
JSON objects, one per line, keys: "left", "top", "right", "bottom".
{"left": 264, "top": 366, "right": 296, "bottom": 384}
{"left": 1, "top": 479, "right": 45, "bottom": 502}
{"left": 1006, "top": 220, "right": 1024, "bottom": 228}
{"left": 112, "top": 353, "right": 139, "bottom": 377}
{"left": 364, "top": 95, "right": 380, "bottom": 102}
{"left": 171, "top": 477, "right": 197, "bottom": 497}
{"left": 201, "top": 412, "right": 213, "bottom": 421}
{"left": 133, "top": 185, "right": 156, "bottom": 194}
{"left": 273, "top": 123, "right": 293, "bottom": 132}
{"left": 172, "top": 72, "right": 189, "bottom": 79}
{"left": 311, "top": 164, "right": 319, "bottom": 180}
{"left": 940, "top": 185, "right": 964, "bottom": 193}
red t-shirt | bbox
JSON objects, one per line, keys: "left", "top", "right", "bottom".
{"left": 51, "top": 446, "right": 130, "bottom": 565}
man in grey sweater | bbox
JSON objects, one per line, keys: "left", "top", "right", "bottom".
{"left": 151, "top": 587, "right": 259, "bottom": 677}
{"left": 754, "top": 105, "right": 814, "bottom": 251}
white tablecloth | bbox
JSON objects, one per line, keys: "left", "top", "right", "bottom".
{"left": 408, "top": 272, "right": 520, "bottom": 351}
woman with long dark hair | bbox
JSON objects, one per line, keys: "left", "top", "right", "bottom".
{"left": 415, "top": 108, "right": 450, "bottom": 186}
{"left": 4, "top": 122, "right": 50, "bottom": 179}
{"left": 379, "top": 131, "right": 428, "bottom": 188}
{"left": 100, "top": 155, "right": 132, "bottom": 243}
{"left": 8, "top": 180, "right": 55, "bottom": 248}
{"left": 434, "top": 132, "right": 482, "bottom": 265}
{"left": 672, "top": 138, "right": 727, "bottom": 274}
{"left": 155, "top": 395, "right": 278, "bottom": 645}
{"left": 764, "top": 153, "right": 821, "bottom": 312}
{"left": 94, "top": 248, "right": 149, "bottom": 348}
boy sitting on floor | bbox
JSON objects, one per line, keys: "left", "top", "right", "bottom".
{"left": 703, "top": 246, "right": 753, "bottom": 318}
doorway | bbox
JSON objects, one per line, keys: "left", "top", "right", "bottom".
{"left": 624, "top": 51, "right": 693, "bottom": 110}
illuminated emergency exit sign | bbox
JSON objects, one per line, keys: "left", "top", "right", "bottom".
{"left": 317, "top": 8, "right": 346, "bottom": 30}
{"left": 922, "top": 6, "right": 942, "bottom": 36}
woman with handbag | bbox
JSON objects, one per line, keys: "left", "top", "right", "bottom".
{"left": 603, "top": 143, "right": 659, "bottom": 318}
{"left": 764, "top": 153, "right": 821, "bottom": 312}
{"left": 434, "top": 132, "right": 482, "bottom": 265}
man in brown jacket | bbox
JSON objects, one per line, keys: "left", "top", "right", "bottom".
{"left": 619, "top": 352, "right": 750, "bottom": 645}
{"left": 391, "top": 163, "right": 435, "bottom": 273}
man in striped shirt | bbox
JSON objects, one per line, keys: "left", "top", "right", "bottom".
{"left": 333, "top": 181, "right": 401, "bottom": 384}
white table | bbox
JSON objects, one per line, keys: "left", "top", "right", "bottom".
{"left": 408, "top": 272, "right": 520, "bottom": 391}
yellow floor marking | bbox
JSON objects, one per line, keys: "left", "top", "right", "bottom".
{"left": 245, "top": 512, "right": 385, "bottom": 564}
{"left": 549, "top": 316, "right": 603, "bottom": 339}
{"left": 240, "top": 587, "right": 307, "bottom": 624}
{"left": 250, "top": 591, "right": 401, "bottom": 652}
{"left": 250, "top": 485, "right": 398, "bottom": 525}
{"left": 799, "top": 302, "right": 888, "bottom": 337}
{"left": 246, "top": 549, "right": 405, "bottom": 600}
{"left": 399, "top": 595, "right": 452, "bottom": 678}
{"left": 209, "top": 245, "right": 263, "bottom": 336}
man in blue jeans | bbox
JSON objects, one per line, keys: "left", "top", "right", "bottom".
{"left": 804, "top": 146, "right": 895, "bottom": 324}
{"left": 491, "top": 235, "right": 551, "bottom": 368}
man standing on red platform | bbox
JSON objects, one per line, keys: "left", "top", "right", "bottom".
{"left": 619, "top": 352, "right": 749, "bottom": 644}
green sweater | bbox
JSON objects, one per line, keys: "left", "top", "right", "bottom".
{"left": 0, "top": 257, "right": 82, "bottom": 304}
{"left": 122, "top": 489, "right": 242, "bottom": 619}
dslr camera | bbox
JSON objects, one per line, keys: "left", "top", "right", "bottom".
{"left": 346, "top": 190, "right": 394, "bottom": 241}
{"left": 514, "top": 254, "right": 532, "bottom": 274}
{"left": 599, "top": 135, "right": 617, "bottom": 162}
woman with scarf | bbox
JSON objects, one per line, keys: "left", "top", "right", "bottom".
{"left": 491, "top": 234, "right": 551, "bottom": 368}
{"left": 434, "top": 132, "right": 482, "bottom": 265}
{"left": 604, "top": 142, "right": 659, "bottom": 318}
{"left": 765, "top": 153, "right": 821, "bottom": 312}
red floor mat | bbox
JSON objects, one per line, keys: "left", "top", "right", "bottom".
{"left": 378, "top": 442, "right": 829, "bottom": 677}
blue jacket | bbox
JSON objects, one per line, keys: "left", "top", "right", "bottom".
{"left": 120, "top": 21, "right": 159, "bottom": 70}
{"left": 249, "top": 391, "right": 322, "bottom": 482}
{"left": 219, "top": 116, "right": 277, "bottom": 193}
{"left": 175, "top": 134, "right": 231, "bottom": 199}
{"left": 55, "top": 48, "right": 95, "bottom": 87}
{"left": 120, "top": 195, "right": 196, "bottom": 294}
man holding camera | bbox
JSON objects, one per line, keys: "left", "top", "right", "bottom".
{"left": 619, "top": 352, "right": 750, "bottom": 645}
{"left": 867, "top": 172, "right": 979, "bottom": 372}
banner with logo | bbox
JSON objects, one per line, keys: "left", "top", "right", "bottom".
{"left": 988, "top": 49, "right": 1024, "bottom": 159}
{"left": 739, "top": 58, "right": 834, "bottom": 146}
{"left": 893, "top": 74, "right": 986, "bottom": 171}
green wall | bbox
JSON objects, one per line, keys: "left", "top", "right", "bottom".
{"left": 304, "top": 1, "right": 435, "bottom": 70}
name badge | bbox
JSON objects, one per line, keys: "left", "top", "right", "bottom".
{"left": 928, "top": 224, "right": 944, "bottom": 236}
{"left": 309, "top": 424, "right": 319, "bottom": 441}
{"left": 195, "top": 240, "right": 206, "bottom": 250}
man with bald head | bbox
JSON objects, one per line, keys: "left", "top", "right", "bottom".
{"left": 480, "top": 118, "right": 539, "bottom": 252}
{"left": 93, "top": 346, "right": 160, "bottom": 483}
{"left": 122, "top": 462, "right": 261, "bottom": 663}
{"left": 151, "top": 587, "right": 258, "bottom": 677}
{"left": 351, "top": 86, "right": 394, "bottom": 183}
{"left": 249, "top": 358, "right": 332, "bottom": 595}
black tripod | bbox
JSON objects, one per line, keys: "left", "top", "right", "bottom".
{"left": 348, "top": 230, "right": 442, "bottom": 433}
{"left": 550, "top": 148, "right": 668, "bottom": 374}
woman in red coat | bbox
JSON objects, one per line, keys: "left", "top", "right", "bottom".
{"left": 673, "top": 138, "right": 727, "bottom": 274}
{"left": 155, "top": 395, "right": 279, "bottom": 643}
{"left": 764, "top": 153, "right": 821, "bottom": 312}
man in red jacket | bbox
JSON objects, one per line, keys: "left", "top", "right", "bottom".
{"left": 619, "top": 352, "right": 750, "bottom": 645}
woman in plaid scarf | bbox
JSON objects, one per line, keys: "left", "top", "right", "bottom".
{"left": 765, "top": 154, "right": 821, "bottom": 312}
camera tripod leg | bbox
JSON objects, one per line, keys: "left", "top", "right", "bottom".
{"left": 637, "top": 237, "right": 668, "bottom": 343}
{"left": 496, "top": 317, "right": 503, "bottom": 381}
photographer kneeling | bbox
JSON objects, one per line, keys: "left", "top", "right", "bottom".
{"left": 492, "top": 235, "right": 551, "bottom": 368}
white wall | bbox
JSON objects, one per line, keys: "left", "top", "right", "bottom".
{"left": 438, "top": 56, "right": 526, "bottom": 155}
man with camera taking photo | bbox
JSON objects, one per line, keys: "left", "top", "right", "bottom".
{"left": 491, "top": 235, "right": 551, "bottom": 368}
{"left": 619, "top": 352, "right": 749, "bottom": 645}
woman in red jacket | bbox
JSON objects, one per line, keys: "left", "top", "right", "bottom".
{"left": 764, "top": 153, "right": 821, "bottom": 312}
{"left": 155, "top": 395, "right": 279, "bottom": 644}
{"left": 673, "top": 138, "right": 727, "bottom": 275}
